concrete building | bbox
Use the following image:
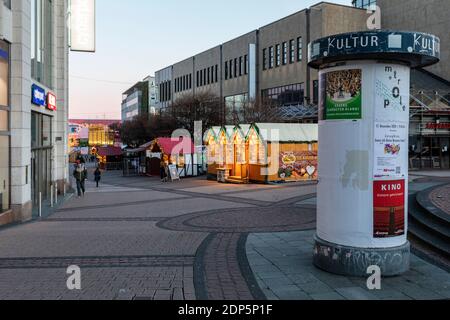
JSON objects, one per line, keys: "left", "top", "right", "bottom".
{"left": 155, "top": 2, "right": 369, "bottom": 124}
{"left": 121, "top": 78, "right": 150, "bottom": 122}
{"left": 0, "top": 0, "right": 70, "bottom": 226}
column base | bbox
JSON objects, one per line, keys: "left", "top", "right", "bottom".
{"left": 313, "top": 235, "right": 410, "bottom": 277}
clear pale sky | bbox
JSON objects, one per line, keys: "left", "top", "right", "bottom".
{"left": 69, "top": 0, "right": 351, "bottom": 120}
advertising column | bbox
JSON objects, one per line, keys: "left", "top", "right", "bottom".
{"left": 308, "top": 31, "right": 440, "bottom": 276}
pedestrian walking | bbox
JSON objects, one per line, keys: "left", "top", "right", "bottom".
{"left": 94, "top": 167, "right": 102, "bottom": 188}
{"left": 73, "top": 159, "right": 88, "bottom": 197}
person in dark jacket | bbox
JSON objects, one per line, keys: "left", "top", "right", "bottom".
{"left": 94, "top": 167, "right": 102, "bottom": 188}
{"left": 73, "top": 160, "right": 87, "bottom": 197}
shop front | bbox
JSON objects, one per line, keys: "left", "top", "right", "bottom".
{"left": 410, "top": 114, "right": 450, "bottom": 170}
{"left": 31, "top": 112, "right": 53, "bottom": 206}
{"left": 0, "top": 39, "right": 10, "bottom": 217}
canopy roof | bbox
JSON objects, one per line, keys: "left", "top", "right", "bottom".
{"left": 153, "top": 137, "right": 195, "bottom": 155}
{"left": 251, "top": 123, "right": 318, "bottom": 142}
{"left": 97, "top": 146, "right": 123, "bottom": 157}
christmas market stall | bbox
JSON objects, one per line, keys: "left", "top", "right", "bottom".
{"left": 205, "top": 123, "right": 318, "bottom": 184}
{"left": 147, "top": 137, "right": 199, "bottom": 178}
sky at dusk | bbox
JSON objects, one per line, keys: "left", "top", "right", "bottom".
{"left": 69, "top": 0, "right": 352, "bottom": 120}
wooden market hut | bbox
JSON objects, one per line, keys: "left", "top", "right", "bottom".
{"left": 205, "top": 123, "right": 318, "bottom": 184}
{"left": 147, "top": 137, "right": 197, "bottom": 178}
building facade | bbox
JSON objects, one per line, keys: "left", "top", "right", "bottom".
{"left": 0, "top": 0, "right": 69, "bottom": 226}
{"left": 155, "top": 2, "right": 369, "bottom": 124}
{"left": 121, "top": 76, "right": 158, "bottom": 122}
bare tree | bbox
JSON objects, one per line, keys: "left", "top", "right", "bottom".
{"left": 244, "top": 97, "right": 283, "bottom": 123}
{"left": 167, "top": 91, "right": 223, "bottom": 133}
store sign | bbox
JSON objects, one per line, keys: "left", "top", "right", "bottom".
{"left": 373, "top": 180, "right": 406, "bottom": 238}
{"left": 47, "top": 92, "right": 57, "bottom": 111}
{"left": 426, "top": 123, "right": 450, "bottom": 130}
{"left": 31, "top": 84, "right": 46, "bottom": 106}
{"left": 70, "top": 0, "right": 96, "bottom": 52}
{"left": 309, "top": 31, "right": 440, "bottom": 69}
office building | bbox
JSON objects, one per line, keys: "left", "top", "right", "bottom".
{"left": 0, "top": 0, "right": 70, "bottom": 225}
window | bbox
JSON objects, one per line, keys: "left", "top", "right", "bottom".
{"left": 207, "top": 67, "right": 210, "bottom": 84}
{"left": 282, "top": 42, "right": 288, "bottom": 65}
{"left": 200, "top": 69, "right": 203, "bottom": 86}
{"left": 244, "top": 55, "right": 248, "bottom": 75}
{"left": 276, "top": 44, "right": 281, "bottom": 67}
{"left": 239, "top": 57, "right": 243, "bottom": 76}
{"left": 3, "top": 0, "right": 11, "bottom": 9}
{"left": 269, "top": 47, "right": 274, "bottom": 69}
{"left": 297, "top": 37, "right": 303, "bottom": 62}
{"left": 196, "top": 71, "right": 200, "bottom": 87}
{"left": 229, "top": 60, "right": 233, "bottom": 79}
{"left": 189, "top": 74, "right": 192, "bottom": 89}
{"left": 289, "top": 40, "right": 295, "bottom": 63}
{"left": 262, "top": 83, "right": 305, "bottom": 107}
{"left": 31, "top": 0, "right": 53, "bottom": 88}
{"left": 203, "top": 69, "right": 206, "bottom": 86}
{"left": 225, "top": 94, "right": 249, "bottom": 125}
{"left": 225, "top": 61, "right": 228, "bottom": 80}
{"left": 234, "top": 58, "right": 237, "bottom": 78}
{"left": 263, "top": 48, "right": 267, "bottom": 70}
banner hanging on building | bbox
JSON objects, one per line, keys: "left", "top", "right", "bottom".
{"left": 70, "top": 0, "right": 96, "bottom": 52}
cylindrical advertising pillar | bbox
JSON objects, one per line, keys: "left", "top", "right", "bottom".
{"left": 308, "top": 31, "right": 440, "bottom": 276}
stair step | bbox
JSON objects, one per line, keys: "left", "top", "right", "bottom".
{"left": 409, "top": 194, "right": 450, "bottom": 238}
{"left": 416, "top": 186, "right": 450, "bottom": 224}
{"left": 409, "top": 217, "right": 450, "bottom": 256}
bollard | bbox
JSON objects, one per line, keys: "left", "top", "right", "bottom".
{"left": 50, "top": 185, "right": 54, "bottom": 208}
{"left": 39, "top": 192, "right": 42, "bottom": 218}
{"left": 55, "top": 183, "right": 58, "bottom": 204}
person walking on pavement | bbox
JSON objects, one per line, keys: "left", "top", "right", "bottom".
{"left": 160, "top": 160, "right": 166, "bottom": 182}
{"left": 94, "top": 166, "right": 102, "bottom": 188}
{"left": 73, "top": 159, "right": 88, "bottom": 197}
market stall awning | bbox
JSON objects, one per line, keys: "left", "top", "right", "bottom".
{"left": 97, "top": 146, "right": 123, "bottom": 157}
{"left": 126, "top": 141, "right": 153, "bottom": 153}
{"left": 252, "top": 123, "right": 318, "bottom": 143}
{"left": 154, "top": 137, "right": 195, "bottom": 155}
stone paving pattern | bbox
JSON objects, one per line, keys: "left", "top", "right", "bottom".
{"left": 429, "top": 184, "right": 450, "bottom": 216}
{"left": 0, "top": 170, "right": 449, "bottom": 300}
{"left": 247, "top": 231, "right": 450, "bottom": 300}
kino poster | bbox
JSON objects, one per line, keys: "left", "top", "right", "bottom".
{"left": 373, "top": 180, "right": 406, "bottom": 238}
{"left": 320, "top": 69, "right": 362, "bottom": 120}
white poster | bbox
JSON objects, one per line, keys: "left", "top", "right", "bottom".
{"left": 374, "top": 64, "right": 410, "bottom": 122}
{"left": 373, "top": 122, "right": 408, "bottom": 178}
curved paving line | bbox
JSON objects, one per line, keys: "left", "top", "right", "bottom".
{"left": 193, "top": 233, "right": 216, "bottom": 300}
{"left": 236, "top": 234, "right": 267, "bottom": 300}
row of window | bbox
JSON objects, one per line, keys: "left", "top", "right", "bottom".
{"left": 159, "top": 81, "right": 171, "bottom": 102}
{"left": 261, "top": 83, "right": 305, "bottom": 106}
{"left": 175, "top": 74, "right": 192, "bottom": 93}
{"left": 197, "top": 65, "right": 219, "bottom": 88}
{"left": 225, "top": 55, "right": 248, "bottom": 80}
{"left": 262, "top": 37, "right": 303, "bottom": 70}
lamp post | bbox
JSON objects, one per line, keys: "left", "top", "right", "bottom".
{"left": 308, "top": 30, "right": 440, "bottom": 276}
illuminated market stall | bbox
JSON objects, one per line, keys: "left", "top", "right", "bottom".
{"left": 205, "top": 123, "right": 318, "bottom": 184}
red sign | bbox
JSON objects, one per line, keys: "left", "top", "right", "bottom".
{"left": 373, "top": 180, "right": 405, "bottom": 238}
{"left": 47, "top": 92, "right": 57, "bottom": 111}
{"left": 426, "top": 123, "right": 450, "bottom": 130}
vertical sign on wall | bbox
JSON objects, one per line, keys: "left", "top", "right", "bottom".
{"left": 70, "top": 0, "right": 96, "bottom": 52}
{"left": 248, "top": 44, "right": 257, "bottom": 101}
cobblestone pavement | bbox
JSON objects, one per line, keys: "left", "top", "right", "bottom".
{"left": 247, "top": 231, "right": 450, "bottom": 300}
{"left": 0, "top": 173, "right": 317, "bottom": 300}
{"left": 429, "top": 184, "right": 450, "bottom": 216}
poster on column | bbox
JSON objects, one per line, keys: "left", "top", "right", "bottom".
{"left": 374, "top": 64, "right": 409, "bottom": 122}
{"left": 373, "top": 180, "right": 406, "bottom": 238}
{"left": 373, "top": 122, "right": 408, "bottom": 178}
{"left": 319, "top": 69, "right": 362, "bottom": 120}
